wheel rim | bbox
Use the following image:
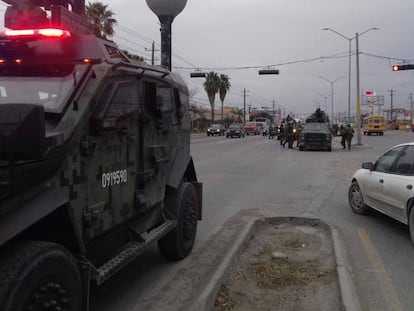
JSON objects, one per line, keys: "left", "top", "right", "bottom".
{"left": 23, "top": 280, "right": 71, "bottom": 311}
{"left": 350, "top": 185, "right": 364, "bottom": 210}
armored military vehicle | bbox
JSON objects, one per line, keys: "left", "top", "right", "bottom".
{"left": 298, "top": 108, "right": 332, "bottom": 151}
{"left": 0, "top": 2, "right": 202, "bottom": 310}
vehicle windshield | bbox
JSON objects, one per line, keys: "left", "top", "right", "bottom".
{"left": 229, "top": 123, "right": 242, "bottom": 128}
{"left": 0, "top": 64, "right": 89, "bottom": 113}
{"left": 246, "top": 122, "right": 256, "bottom": 126}
{"left": 210, "top": 124, "right": 221, "bottom": 128}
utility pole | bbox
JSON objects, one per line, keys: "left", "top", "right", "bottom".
{"left": 243, "top": 89, "right": 247, "bottom": 125}
{"left": 388, "top": 90, "right": 396, "bottom": 121}
{"left": 410, "top": 93, "right": 413, "bottom": 130}
{"left": 151, "top": 41, "right": 155, "bottom": 65}
{"left": 145, "top": 41, "right": 160, "bottom": 65}
{"left": 356, "top": 32, "right": 362, "bottom": 145}
{"left": 272, "top": 100, "right": 275, "bottom": 121}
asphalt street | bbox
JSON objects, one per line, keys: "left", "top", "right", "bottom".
{"left": 90, "top": 130, "right": 414, "bottom": 311}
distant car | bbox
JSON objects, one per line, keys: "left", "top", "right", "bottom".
{"left": 348, "top": 142, "right": 414, "bottom": 243}
{"left": 244, "top": 121, "right": 260, "bottom": 135}
{"left": 226, "top": 123, "right": 245, "bottom": 138}
{"left": 207, "top": 124, "right": 225, "bottom": 136}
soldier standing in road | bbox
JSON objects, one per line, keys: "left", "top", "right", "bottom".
{"left": 344, "top": 124, "right": 354, "bottom": 150}
{"left": 340, "top": 124, "right": 346, "bottom": 149}
{"left": 279, "top": 124, "right": 285, "bottom": 145}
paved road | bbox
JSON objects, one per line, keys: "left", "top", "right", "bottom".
{"left": 90, "top": 130, "right": 414, "bottom": 311}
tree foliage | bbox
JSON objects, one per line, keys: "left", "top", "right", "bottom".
{"left": 85, "top": 2, "right": 117, "bottom": 39}
{"left": 203, "top": 71, "right": 220, "bottom": 122}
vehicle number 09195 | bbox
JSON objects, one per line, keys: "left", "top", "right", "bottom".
{"left": 102, "top": 169, "right": 127, "bottom": 188}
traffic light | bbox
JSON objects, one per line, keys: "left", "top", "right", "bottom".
{"left": 392, "top": 64, "right": 414, "bottom": 71}
{"left": 258, "top": 69, "right": 279, "bottom": 75}
{"left": 190, "top": 72, "right": 206, "bottom": 78}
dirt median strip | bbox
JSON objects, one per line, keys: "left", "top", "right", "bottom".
{"left": 192, "top": 217, "right": 361, "bottom": 311}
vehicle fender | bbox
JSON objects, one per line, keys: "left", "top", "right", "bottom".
{"left": 0, "top": 187, "right": 69, "bottom": 246}
{"left": 167, "top": 150, "right": 193, "bottom": 188}
{"left": 166, "top": 153, "right": 202, "bottom": 219}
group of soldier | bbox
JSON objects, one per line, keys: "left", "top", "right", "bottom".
{"left": 272, "top": 118, "right": 355, "bottom": 150}
{"left": 277, "top": 116, "right": 302, "bottom": 149}
{"left": 340, "top": 124, "right": 354, "bottom": 150}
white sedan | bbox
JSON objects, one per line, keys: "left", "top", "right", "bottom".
{"left": 348, "top": 142, "right": 414, "bottom": 242}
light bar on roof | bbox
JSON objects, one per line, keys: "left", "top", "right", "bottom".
{"left": 4, "top": 28, "right": 71, "bottom": 38}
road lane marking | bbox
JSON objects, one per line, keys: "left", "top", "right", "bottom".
{"left": 357, "top": 228, "right": 404, "bottom": 311}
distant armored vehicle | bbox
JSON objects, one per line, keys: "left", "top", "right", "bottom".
{"left": 298, "top": 109, "right": 332, "bottom": 151}
{"left": 0, "top": 2, "right": 202, "bottom": 310}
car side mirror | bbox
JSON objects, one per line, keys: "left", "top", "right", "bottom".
{"left": 362, "top": 162, "right": 374, "bottom": 170}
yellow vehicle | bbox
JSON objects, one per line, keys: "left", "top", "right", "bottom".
{"left": 363, "top": 116, "right": 386, "bottom": 136}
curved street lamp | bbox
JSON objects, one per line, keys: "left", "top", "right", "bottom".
{"left": 146, "top": 0, "right": 187, "bottom": 70}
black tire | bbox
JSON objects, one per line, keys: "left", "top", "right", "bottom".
{"left": 0, "top": 241, "right": 82, "bottom": 311}
{"left": 348, "top": 181, "right": 370, "bottom": 215}
{"left": 299, "top": 146, "right": 304, "bottom": 151}
{"left": 408, "top": 206, "right": 414, "bottom": 244}
{"left": 158, "top": 182, "right": 198, "bottom": 260}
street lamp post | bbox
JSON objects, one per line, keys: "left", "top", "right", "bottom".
{"left": 313, "top": 100, "right": 323, "bottom": 109}
{"left": 322, "top": 27, "right": 379, "bottom": 144}
{"left": 322, "top": 28, "right": 353, "bottom": 120}
{"left": 317, "top": 93, "right": 329, "bottom": 112}
{"left": 146, "top": 0, "right": 187, "bottom": 71}
{"left": 319, "top": 75, "right": 345, "bottom": 124}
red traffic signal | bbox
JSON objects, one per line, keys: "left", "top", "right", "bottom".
{"left": 392, "top": 64, "right": 414, "bottom": 71}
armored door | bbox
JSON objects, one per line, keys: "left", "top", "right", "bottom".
{"left": 83, "top": 79, "right": 140, "bottom": 240}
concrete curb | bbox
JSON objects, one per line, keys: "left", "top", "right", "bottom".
{"left": 331, "top": 226, "right": 361, "bottom": 311}
{"left": 190, "top": 218, "right": 256, "bottom": 311}
{"left": 192, "top": 217, "right": 361, "bottom": 311}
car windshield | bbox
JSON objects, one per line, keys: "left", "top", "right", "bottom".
{"left": 211, "top": 124, "right": 221, "bottom": 128}
{"left": 229, "top": 124, "right": 241, "bottom": 129}
{"left": 246, "top": 122, "right": 256, "bottom": 126}
{"left": 0, "top": 64, "right": 89, "bottom": 113}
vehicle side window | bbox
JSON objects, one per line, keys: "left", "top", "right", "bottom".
{"left": 157, "top": 85, "right": 173, "bottom": 112}
{"left": 391, "top": 146, "right": 414, "bottom": 175}
{"left": 374, "top": 146, "right": 405, "bottom": 173}
{"left": 107, "top": 81, "right": 139, "bottom": 118}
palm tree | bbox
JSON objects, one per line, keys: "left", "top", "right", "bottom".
{"left": 85, "top": 2, "right": 117, "bottom": 39}
{"left": 203, "top": 71, "right": 220, "bottom": 123}
{"left": 219, "top": 74, "right": 231, "bottom": 123}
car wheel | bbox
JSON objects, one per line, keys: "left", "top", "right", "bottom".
{"left": 348, "top": 181, "right": 370, "bottom": 215}
{"left": 158, "top": 183, "right": 198, "bottom": 260}
{"left": 0, "top": 241, "right": 82, "bottom": 311}
{"left": 408, "top": 206, "right": 414, "bottom": 244}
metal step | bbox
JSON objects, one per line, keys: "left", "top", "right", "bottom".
{"left": 94, "top": 219, "right": 176, "bottom": 285}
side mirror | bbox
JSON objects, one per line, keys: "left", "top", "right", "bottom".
{"left": 362, "top": 162, "right": 374, "bottom": 170}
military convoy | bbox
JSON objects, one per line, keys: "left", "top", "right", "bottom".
{"left": 0, "top": 1, "right": 202, "bottom": 310}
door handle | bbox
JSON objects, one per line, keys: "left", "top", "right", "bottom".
{"left": 407, "top": 185, "right": 413, "bottom": 190}
{"left": 379, "top": 179, "right": 384, "bottom": 183}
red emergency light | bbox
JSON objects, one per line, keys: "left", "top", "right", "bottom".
{"left": 3, "top": 28, "right": 71, "bottom": 38}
